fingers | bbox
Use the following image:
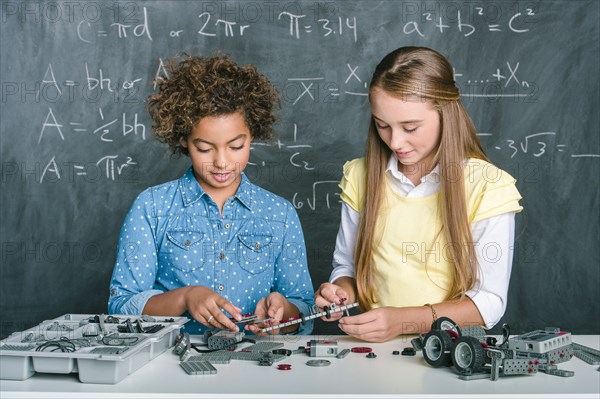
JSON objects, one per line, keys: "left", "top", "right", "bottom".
{"left": 259, "top": 294, "right": 285, "bottom": 335}
{"left": 338, "top": 312, "right": 375, "bottom": 326}
{"left": 266, "top": 294, "right": 285, "bottom": 320}
{"left": 245, "top": 322, "right": 275, "bottom": 336}
{"left": 337, "top": 309, "right": 395, "bottom": 343}
{"left": 244, "top": 293, "right": 290, "bottom": 336}
{"left": 220, "top": 301, "right": 243, "bottom": 323}
{"left": 315, "top": 284, "right": 350, "bottom": 322}
{"left": 339, "top": 326, "right": 386, "bottom": 343}
{"left": 315, "top": 283, "right": 348, "bottom": 309}
{"left": 205, "top": 308, "right": 239, "bottom": 331}
{"left": 185, "top": 287, "right": 242, "bottom": 331}
{"left": 199, "top": 303, "right": 242, "bottom": 332}
{"left": 324, "top": 311, "right": 344, "bottom": 322}
{"left": 336, "top": 312, "right": 377, "bottom": 336}
{"left": 244, "top": 297, "right": 272, "bottom": 336}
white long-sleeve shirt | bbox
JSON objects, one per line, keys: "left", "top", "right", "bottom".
{"left": 329, "top": 156, "right": 516, "bottom": 328}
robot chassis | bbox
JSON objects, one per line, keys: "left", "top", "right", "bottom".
{"left": 411, "top": 316, "right": 577, "bottom": 380}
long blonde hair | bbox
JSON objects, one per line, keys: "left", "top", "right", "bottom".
{"left": 355, "top": 47, "right": 489, "bottom": 310}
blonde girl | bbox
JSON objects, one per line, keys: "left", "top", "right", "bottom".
{"left": 315, "top": 46, "right": 523, "bottom": 342}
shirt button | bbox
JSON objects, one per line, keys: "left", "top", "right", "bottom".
{"left": 219, "top": 253, "right": 225, "bottom": 260}
{"left": 254, "top": 243, "right": 261, "bottom": 249}
{"left": 217, "top": 284, "right": 224, "bottom": 291}
{"left": 224, "top": 223, "right": 230, "bottom": 229}
{"left": 185, "top": 240, "right": 191, "bottom": 247}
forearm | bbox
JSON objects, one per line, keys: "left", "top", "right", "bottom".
{"left": 395, "top": 297, "right": 484, "bottom": 335}
{"left": 431, "top": 297, "right": 485, "bottom": 327}
{"left": 143, "top": 287, "right": 192, "bottom": 316}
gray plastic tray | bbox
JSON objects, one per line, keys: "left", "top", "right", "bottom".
{"left": 0, "top": 314, "right": 187, "bottom": 384}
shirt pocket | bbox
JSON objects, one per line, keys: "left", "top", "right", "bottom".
{"left": 236, "top": 233, "right": 274, "bottom": 275}
{"left": 160, "top": 230, "right": 210, "bottom": 273}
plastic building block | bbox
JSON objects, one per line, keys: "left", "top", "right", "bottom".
{"left": 81, "top": 325, "right": 100, "bottom": 338}
{"left": 306, "top": 359, "right": 331, "bottom": 367}
{"left": 508, "top": 330, "right": 572, "bottom": 355}
{"left": 544, "top": 368, "right": 574, "bottom": 377}
{"left": 336, "top": 349, "right": 350, "bottom": 359}
{"left": 573, "top": 351, "right": 600, "bottom": 365}
{"left": 207, "top": 331, "right": 244, "bottom": 350}
{"left": 307, "top": 340, "right": 338, "bottom": 357}
{"left": 243, "top": 342, "right": 284, "bottom": 352}
{"left": 460, "top": 325, "right": 486, "bottom": 340}
{"left": 180, "top": 361, "right": 217, "bottom": 375}
{"left": 187, "top": 354, "right": 232, "bottom": 364}
{"left": 502, "top": 359, "right": 538, "bottom": 375}
{"left": 458, "top": 372, "right": 490, "bottom": 381}
{"left": 401, "top": 347, "right": 416, "bottom": 356}
{"left": 573, "top": 342, "right": 600, "bottom": 357}
{"left": 411, "top": 336, "right": 425, "bottom": 351}
{"left": 173, "top": 333, "right": 191, "bottom": 361}
{"left": 258, "top": 352, "right": 276, "bottom": 366}
{"left": 0, "top": 344, "right": 36, "bottom": 351}
{"left": 572, "top": 342, "right": 600, "bottom": 365}
{"left": 21, "top": 333, "right": 45, "bottom": 343}
{"left": 228, "top": 351, "right": 286, "bottom": 362}
{"left": 46, "top": 322, "right": 73, "bottom": 332}
{"left": 366, "top": 352, "right": 377, "bottom": 358}
{"left": 272, "top": 349, "right": 292, "bottom": 356}
{"left": 487, "top": 348, "right": 504, "bottom": 381}
{"left": 291, "top": 346, "right": 306, "bottom": 355}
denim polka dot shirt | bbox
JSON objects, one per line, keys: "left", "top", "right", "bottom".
{"left": 108, "top": 167, "right": 314, "bottom": 335}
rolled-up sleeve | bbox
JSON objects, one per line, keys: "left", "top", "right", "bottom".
{"left": 108, "top": 189, "right": 163, "bottom": 315}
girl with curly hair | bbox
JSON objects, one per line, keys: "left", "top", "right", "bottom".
{"left": 109, "top": 54, "right": 314, "bottom": 335}
{"left": 315, "top": 46, "right": 523, "bottom": 342}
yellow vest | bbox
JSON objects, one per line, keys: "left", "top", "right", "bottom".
{"left": 339, "top": 158, "right": 523, "bottom": 308}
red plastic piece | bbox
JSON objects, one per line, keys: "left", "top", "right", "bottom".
{"left": 279, "top": 315, "right": 300, "bottom": 323}
{"left": 445, "top": 330, "right": 459, "bottom": 339}
{"left": 277, "top": 364, "right": 292, "bottom": 370}
{"left": 351, "top": 347, "right": 372, "bottom": 353}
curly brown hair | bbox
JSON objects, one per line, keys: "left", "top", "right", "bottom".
{"left": 148, "top": 53, "right": 279, "bottom": 156}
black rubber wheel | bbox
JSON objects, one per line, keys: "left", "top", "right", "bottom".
{"left": 431, "top": 316, "right": 462, "bottom": 338}
{"left": 422, "top": 330, "right": 454, "bottom": 367}
{"left": 451, "top": 336, "right": 486, "bottom": 374}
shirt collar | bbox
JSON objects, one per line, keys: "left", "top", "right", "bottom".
{"left": 233, "top": 174, "right": 253, "bottom": 210}
{"left": 385, "top": 154, "right": 440, "bottom": 185}
{"left": 178, "top": 167, "right": 253, "bottom": 209}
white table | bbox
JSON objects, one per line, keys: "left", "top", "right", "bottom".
{"left": 1, "top": 335, "right": 599, "bottom": 399}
